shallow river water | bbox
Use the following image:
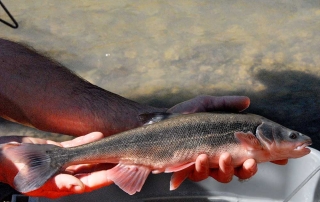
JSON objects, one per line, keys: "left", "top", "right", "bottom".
{"left": 0, "top": 0, "right": 319, "bottom": 147}
{"left": 1, "top": 1, "right": 320, "bottom": 201}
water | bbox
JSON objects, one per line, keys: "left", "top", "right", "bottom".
{"left": 0, "top": 1, "right": 319, "bottom": 147}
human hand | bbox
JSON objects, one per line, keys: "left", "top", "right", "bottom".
{"left": 0, "top": 132, "right": 114, "bottom": 198}
{"left": 167, "top": 95, "right": 288, "bottom": 184}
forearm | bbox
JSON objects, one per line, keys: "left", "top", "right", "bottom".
{"left": 43, "top": 84, "right": 164, "bottom": 136}
{"left": 0, "top": 39, "right": 164, "bottom": 136}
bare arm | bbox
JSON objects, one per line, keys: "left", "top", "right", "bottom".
{"left": 0, "top": 38, "right": 162, "bottom": 137}
{"left": 0, "top": 38, "right": 265, "bottom": 198}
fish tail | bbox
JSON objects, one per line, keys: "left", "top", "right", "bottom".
{"left": 2, "top": 143, "right": 63, "bottom": 193}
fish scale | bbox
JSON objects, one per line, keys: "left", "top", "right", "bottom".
{"left": 3, "top": 112, "right": 312, "bottom": 195}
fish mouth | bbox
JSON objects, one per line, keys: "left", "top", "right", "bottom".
{"left": 294, "top": 142, "right": 312, "bottom": 151}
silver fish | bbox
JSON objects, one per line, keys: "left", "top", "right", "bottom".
{"left": 2, "top": 113, "right": 312, "bottom": 195}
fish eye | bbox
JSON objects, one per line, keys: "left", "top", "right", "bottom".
{"left": 289, "top": 132, "right": 298, "bottom": 139}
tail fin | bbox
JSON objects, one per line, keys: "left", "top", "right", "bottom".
{"left": 2, "top": 143, "right": 62, "bottom": 193}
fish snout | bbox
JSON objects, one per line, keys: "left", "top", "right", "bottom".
{"left": 290, "top": 132, "right": 312, "bottom": 152}
{"left": 299, "top": 132, "right": 312, "bottom": 144}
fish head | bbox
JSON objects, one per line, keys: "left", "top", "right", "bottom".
{"left": 256, "top": 119, "right": 312, "bottom": 160}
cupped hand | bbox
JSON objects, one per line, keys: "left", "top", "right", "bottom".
{"left": 0, "top": 132, "right": 114, "bottom": 198}
{"left": 167, "top": 95, "right": 250, "bottom": 114}
{"left": 167, "top": 95, "right": 288, "bottom": 183}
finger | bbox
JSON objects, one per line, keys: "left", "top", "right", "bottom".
{"left": 26, "top": 174, "right": 85, "bottom": 198}
{"left": 200, "top": 95, "right": 250, "bottom": 112}
{"left": 6, "top": 136, "right": 61, "bottom": 146}
{"left": 75, "top": 170, "right": 114, "bottom": 192}
{"left": 271, "top": 159, "right": 288, "bottom": 165}
{"left": 234, "top": 159, "right": 257, "bottom": 180}
{"left": 0, "top": 136, "right": 29, "bottom": 144}
{"left": 61, "top": 132, "right": 104, "bottom": 147}
{"left": 188, "top": 154, "right": 209, "bottom": 182}
{"left": 0, "top": 136, "right": 23, "bottom": 144}
{"left": 210, "top": 153, "right": 234, "bottom": 183}
{"left": 0, "top": 136, "right": 62, "bottom": 146}
{"left": 65, "top": 163, "right": 115, "bottom": 174}
{"left": 26, "top": 190, "right": 75, "bottom": 199}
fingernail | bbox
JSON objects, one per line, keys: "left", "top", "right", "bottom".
{"left": 225, "top": 175, "right": 233, "bottom": 183}
{"left": 238, "top": 177, "right": 251, "bottom": 183}
{"left": 71, "top": 185, "right": 84, "bottom": 193}
{"left": 249, "top": 165, "right": 257, "bottom": 176}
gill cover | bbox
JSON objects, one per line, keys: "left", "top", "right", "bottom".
{"left": 256, "top": 121, "right": 274, "bottom": 147}
{"left": 256, "top": 119, "right": 312, "bottom": 148}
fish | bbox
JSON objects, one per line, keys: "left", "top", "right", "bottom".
{"left": 2, "top": 112, "right": 312, "bottom": 195}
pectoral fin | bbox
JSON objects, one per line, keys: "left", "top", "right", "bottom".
{"left": 165, "top": 162, "right": 195, "bottom": 173}
{"left": 165, "top": 162, "right": 195, "bottom": 191}
{"left": 170, "top": 171, "right": 189, "bottom": 191}
{"left": 106, "top": 163, "right": 151, "bottom": 195}
{"left": 235, "top": 131, "right": 263, "bottom": 151}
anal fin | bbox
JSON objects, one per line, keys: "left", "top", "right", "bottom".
{"left": 106, "top": 163, "right": 151, "bottom": 195}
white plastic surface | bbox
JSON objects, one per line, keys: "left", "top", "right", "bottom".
{"left": 36, "top": 148, "right": 320, "bottom": 202}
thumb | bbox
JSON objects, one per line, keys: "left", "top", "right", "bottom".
{"left": 61, "top": 132, "right": 104, "bottom": 147}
